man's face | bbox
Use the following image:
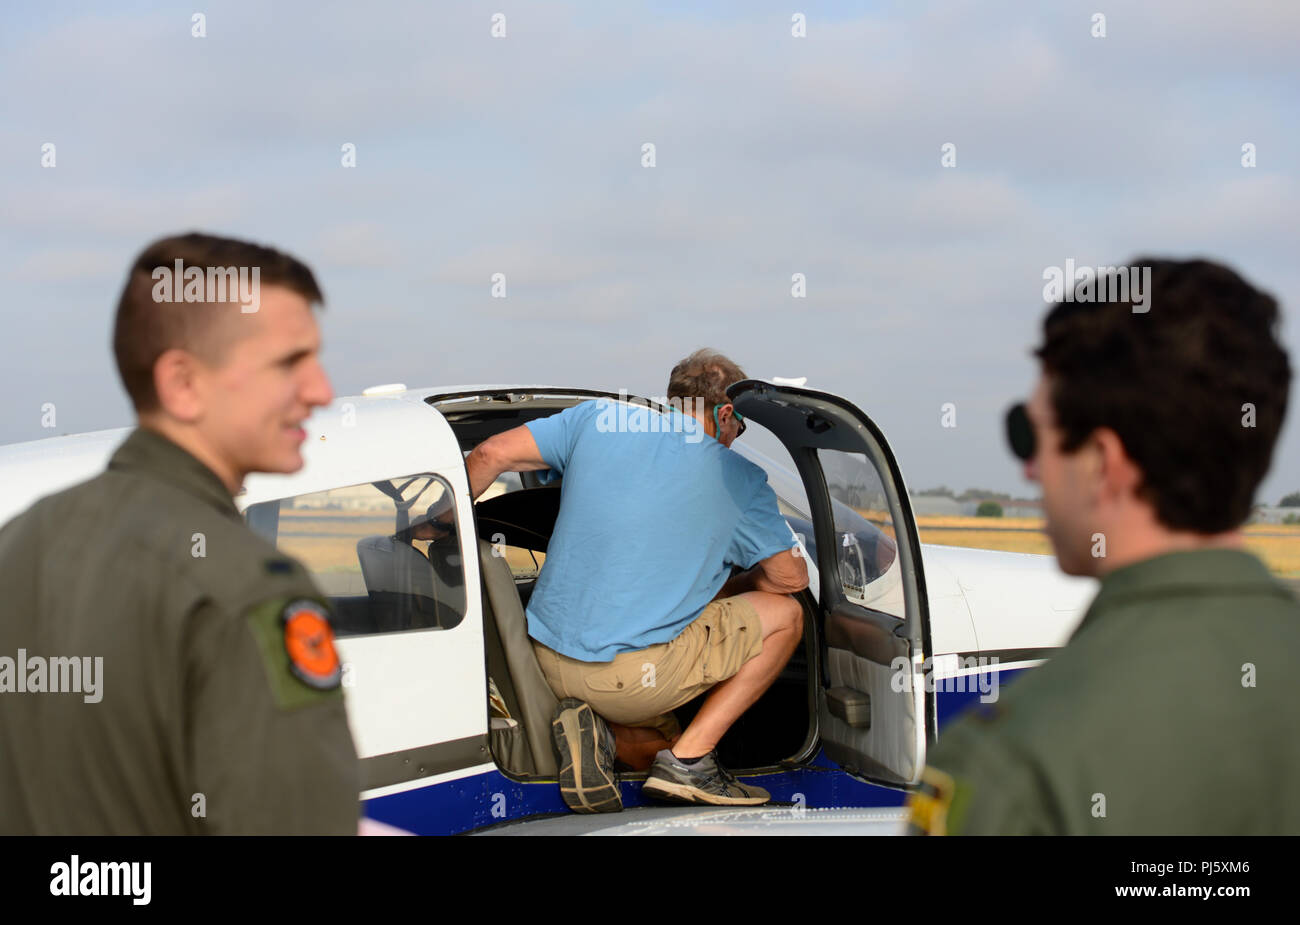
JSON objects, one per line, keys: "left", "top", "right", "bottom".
{"left": 410, "top": 521, "right": 452, "bottom": 542}
{"left": 193, "top": 285, "right": 333, "bottom": 479}
{"left": 1024, "top": 374, "right": 1101, "bottom": 576}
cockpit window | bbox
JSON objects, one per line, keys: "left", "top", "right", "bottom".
{"left": 244, "top": 474, "right": 467, "bottom": 636}
{"left": 480, "top": 469, "right": 523, "bottom": 499}
{"left": 817, "top": 450, "right": 900, "bottom": 613}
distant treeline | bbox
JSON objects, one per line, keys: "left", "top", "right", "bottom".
{"left": 913, "top": 486, "right": 1025, "bottom": 504}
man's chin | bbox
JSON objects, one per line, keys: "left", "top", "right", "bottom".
{"left": 1054, "top": 557, "right": 1088, "bottom": 577}
{"left": 254, "top": 449, "right": 306, "bottom": 476}
{"left": 1051, "top": 546, "right": 1101, "bottom": 578}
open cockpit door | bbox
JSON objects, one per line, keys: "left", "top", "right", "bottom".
{"left": 728, "top": 379, "right": 933, "bottom": 787}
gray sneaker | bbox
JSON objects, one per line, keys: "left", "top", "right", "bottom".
{"left": 551, "top": 698, "right": 622, "bottom": 814}
{"left": 641, "top": 749, "right": 771, "bottom": 806}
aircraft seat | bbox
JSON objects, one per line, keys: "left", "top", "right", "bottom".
{"left": 478, "top": 538, "right": 558, "bottom": 776}
{"left": 356, "top": 535, "right": 445, "bottom": 632}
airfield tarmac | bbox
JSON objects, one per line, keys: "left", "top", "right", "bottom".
{"left": 472, "top": 805, "right": 910, "bottom": 836}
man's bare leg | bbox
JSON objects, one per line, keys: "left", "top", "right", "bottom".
{"left": 670, "top": 590, "right": 803, "bottom": 759}
{"left": 608, "top": 723, "right": 678, "bottom": 771}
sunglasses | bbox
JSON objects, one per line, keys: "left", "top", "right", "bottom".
{"left": 713, "top": 403, "right": 746, "bottom": 438}
{"left": 1005, "top": 402, "right": 1035, "bottom": 461}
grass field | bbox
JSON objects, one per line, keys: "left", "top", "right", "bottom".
{"left": 269, "top": 507, "right": 1300, "bottom": 582}
{"left": 274, "top": 509, "right": 547, "bottom": 580}
{"left": 277, "top": 511, "right": 393, "bottom": 573}
{"left": 915, "top": 515, "right": 1300, "bottom": 578}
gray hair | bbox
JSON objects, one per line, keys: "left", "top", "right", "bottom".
{"left": 666, "top": 348, "right": 747, "bottom": 408}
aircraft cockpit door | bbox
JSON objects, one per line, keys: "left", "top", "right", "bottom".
{"left": 728, "top": 379, "right": 933, "bottom": 787}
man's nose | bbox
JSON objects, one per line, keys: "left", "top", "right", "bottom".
{"left": 303, "top": 358, "right": 334, "bottom": 408}
{"left": 1023, "top": 456, "right": 1039, "bottom": 482}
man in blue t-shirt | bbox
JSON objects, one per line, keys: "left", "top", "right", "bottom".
{"left": 465, "top": 350, "right": 808, "bottom": 813}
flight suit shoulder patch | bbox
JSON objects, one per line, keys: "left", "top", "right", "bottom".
{"left": 907, "top": 766, "right": 958, "bottom": 835}
{"left": 245, "top": 597, "right": 344, "bottom": 709}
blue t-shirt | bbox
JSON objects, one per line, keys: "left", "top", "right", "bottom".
{"left": 523, "top": 399, "right": 795, "bottom": 662}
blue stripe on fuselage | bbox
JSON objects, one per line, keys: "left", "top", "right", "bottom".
{"left": 363, "top": 665, "right": 1033, "bottom": 834}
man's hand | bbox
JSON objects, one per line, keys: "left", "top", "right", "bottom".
{"left": 715, "top": 548, "right": 809, "bottom": 599}
{"left": 760, "top": 548, "right": 810, "bottom": 594}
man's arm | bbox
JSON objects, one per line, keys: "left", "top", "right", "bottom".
{"left": 715, "top": 548, "right": 809, "bottom": 599}
{"left": 906, "top": 718, "right": 1054, "bottom": 835}
{"left": 187, "top": 596, "right": 360, "bottom": 834}
{"left": 464, "top": 426, "right": 553, "bottom": 500}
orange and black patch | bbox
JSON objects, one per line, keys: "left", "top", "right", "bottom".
{"left": 280, "top": 599, "right": 342, "bottom": 690}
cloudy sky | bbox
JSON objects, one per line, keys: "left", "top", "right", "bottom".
{"left": 2, "top": 0, "right": 1297, "bottom": 501}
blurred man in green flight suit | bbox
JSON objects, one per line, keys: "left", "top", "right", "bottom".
{"left": 910, "top": 258, "right": 1299, "bottom": 835}
{"left": 0, "top": 233, "right": 359, "bottom": 834}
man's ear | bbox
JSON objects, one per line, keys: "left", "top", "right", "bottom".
{"left": 1092, "top": 427, "right": 1142, "bottom": 504}
{"left": 152, "top": 348, "right": 205, "bottom": 423}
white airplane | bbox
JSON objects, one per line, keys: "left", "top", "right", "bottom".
{"left": 0, "top": 380, "right": 1095, "bottom": 835}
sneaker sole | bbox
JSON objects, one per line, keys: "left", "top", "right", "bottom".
{"left": 552, "top": 702, "right": 622, "bottom": 814}
{"left": 641, "top": 775, "right": 770, "bottom": 807}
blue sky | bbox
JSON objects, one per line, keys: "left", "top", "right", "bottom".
{"left": 2, "top": 0, "right": 1298, "bottom": 501}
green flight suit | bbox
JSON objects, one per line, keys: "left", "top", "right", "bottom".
{"left": 0, "top": 427, "right": 359, "bottom": 834}
{"left": 910, "top": 548, "right": 1300, "bottom": 835}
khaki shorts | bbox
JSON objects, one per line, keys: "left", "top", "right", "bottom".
{"left": 531, "top": 595, "right": 764, "bottom": 741}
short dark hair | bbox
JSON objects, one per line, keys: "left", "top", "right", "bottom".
{"left": 666, "top": 349, "right": 747, "bottom": 408}
{"left": 1034, "top": 257, "right": 1290, "bottom": 532}
{"left": 113, "top": 232, "right": 324, "bottom": 412}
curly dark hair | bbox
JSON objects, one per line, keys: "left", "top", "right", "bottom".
{"left": 1034, "top": 257, "right": 1290, "bottom": 532}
